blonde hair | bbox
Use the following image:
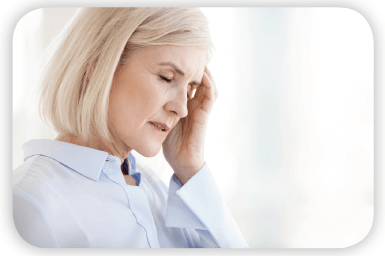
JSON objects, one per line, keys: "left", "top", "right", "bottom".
{"left": 39, "top": 8, "right": 213, "bottom": 141}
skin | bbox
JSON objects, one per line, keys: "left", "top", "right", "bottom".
{"left": 56, "top": 45, "right": 218, "bottom": 186}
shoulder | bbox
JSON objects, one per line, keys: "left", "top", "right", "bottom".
{"left": 13, "top": 155, "right": 40, "bottom": 187}
{"left": 13, "top": 155, "right": 77, "bottom": 248}
{"left": 13, "top": 156, "right": 58, "bottom": 204}
{"left": 13, "top": 155, "right": 88, "bottom": 207}
{"left": 13, "top": 155, "right": 62, "bottom": 188}
{"left": 13, "top": 155, "right": 64, "bottom": 244}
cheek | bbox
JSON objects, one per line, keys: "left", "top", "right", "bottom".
{"left": 133, "top": 78, "right": 170, "bottom": 109}
{"left": 108, "top": 91, "right": 129, "bottom": 132}
{"left": 110, "top": 81, "right": 168, "bottom": 127}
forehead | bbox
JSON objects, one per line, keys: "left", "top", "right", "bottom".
{"left": 141, "top": 45, "right": 208, "bottom": 74}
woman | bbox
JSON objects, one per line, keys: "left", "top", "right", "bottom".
{"left": 13, "top": 7, "right": 247, "bottom": 248}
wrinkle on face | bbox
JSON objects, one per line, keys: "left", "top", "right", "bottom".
{"left": 107, "top": 45, "right": 208, "bottom": 159}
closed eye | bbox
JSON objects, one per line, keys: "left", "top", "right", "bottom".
{"left": 159, "top": 75, "right": 172, "bottom": 83}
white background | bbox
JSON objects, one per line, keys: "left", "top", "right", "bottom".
{"left": 2, "top": 0, "right": 385, "bottom": 255}
{"left": 13, "top": 7, "right": 374, "bottom": 248}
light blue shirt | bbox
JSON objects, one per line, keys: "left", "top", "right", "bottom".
{"left": 13, "top": 139, "right": 248, "bottom": 248}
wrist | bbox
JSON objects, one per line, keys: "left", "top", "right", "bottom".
{"left": 172, "top": 161, "right": 205, "bottom": 185}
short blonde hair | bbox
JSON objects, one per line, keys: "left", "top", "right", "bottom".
{"left": 39, "top": 8, "right": 213, "bottom": 141}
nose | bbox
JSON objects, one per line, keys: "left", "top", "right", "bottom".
{"left": 164, "top": 88, "right": 188, "bottom": 118}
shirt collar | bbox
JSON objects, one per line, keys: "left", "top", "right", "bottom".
{"left": 22, "top": 139, "right": 137, "bottom": 182}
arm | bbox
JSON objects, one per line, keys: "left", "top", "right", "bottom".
{"left": 161, "top": 67, "right": 247, "bottom": 247}
{"left": 165, "top": 163, "right": 248, "bottom": 248}
{"left": 13, "top": 187, "right": 60, "bottom": 248}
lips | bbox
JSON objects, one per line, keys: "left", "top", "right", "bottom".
{"left": 148, "top": 121, "right": 170, "bottom": 132}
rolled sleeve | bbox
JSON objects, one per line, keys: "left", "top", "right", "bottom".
{"left": 165, "top": 163, "right": 248, "bottom": 248}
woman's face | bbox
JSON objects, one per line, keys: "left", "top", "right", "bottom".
{"left": 108, "top": 45, "right": 208, "bottom": 157}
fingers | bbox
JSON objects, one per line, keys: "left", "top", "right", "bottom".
{"left": 201, "top": 67, "right": 218, "bottom": 113}
{"left": 204, "top": 66, "right": 219, "bottom": 99}
{"left": 192, "top": 82, "right": 205, "bottom": 102}
{"left": 189, "top": 66, "right": 218, "bottom": 115}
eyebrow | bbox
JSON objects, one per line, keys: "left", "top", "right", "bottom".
{"left": 157, "top": 62, "right": 201, "bottom": 86}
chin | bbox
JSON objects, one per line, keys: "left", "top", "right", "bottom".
{"left": 135, "top": 143, "right": 162, "bottom": 158}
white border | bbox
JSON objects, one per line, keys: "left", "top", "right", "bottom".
{"left": 2, "top": 0, "right": 384, "bottom": 255}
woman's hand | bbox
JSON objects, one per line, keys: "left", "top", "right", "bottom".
{"left": 162, "top": 66, "right": 218, "bottom": 185}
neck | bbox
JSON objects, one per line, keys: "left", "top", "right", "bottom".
{"left": 55, "top": 134, "right": 132, "bottom": 165}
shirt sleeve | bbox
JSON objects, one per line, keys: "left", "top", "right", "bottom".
{"left": 164, "top": 163, "right": 248, "bottom": 248}
{"left": 13, "top": 186, "right": 60, "bottom": 248}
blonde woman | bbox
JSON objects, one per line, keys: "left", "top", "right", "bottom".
{"left": 13, "top": 8, "right": 247, "bottom": 248}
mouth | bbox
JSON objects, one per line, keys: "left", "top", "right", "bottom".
{"left": 148, "top": 121, "right": 170, "bottom": 132}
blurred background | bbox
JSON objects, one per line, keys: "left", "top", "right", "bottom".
{"left": 13, "top": 7, "right": 373, "bottom": 248}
